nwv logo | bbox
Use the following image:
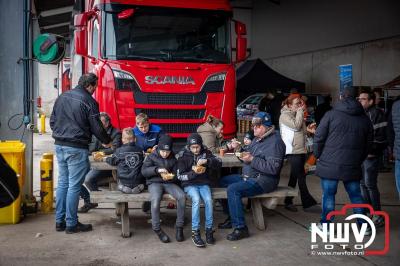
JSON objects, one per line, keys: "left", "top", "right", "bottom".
{"left": 309, "top": 204, "right": 390, "bottom": 256}
{"left": 311, "top": 214, "right": 375, "bottom": 247}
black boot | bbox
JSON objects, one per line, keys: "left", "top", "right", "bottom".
{"left": 78, "top": 203, "right": 98, "bottom": 213}
{"left": 218, "top": 217, "right": 232, "bottom": 229}
{"left": 142, "top": 201, "right": 151, "bottom": 213}
{"left": 205, "top": 228, "right": 215, "bottom": 245}
{"left": 65, "top": 222, "right": 93, "bottom": 234}
{"left": 176, "top": 227, "right": 184, "bottom": 242}
{"left": 154, "top": 229, "right": 170, "bottom": 243}
{"left": 191, "top": 230, "right": 206, "bottom": 247}
{"left": 284, "top": 203, "right": 298, "bottom": 212}
{"left": 227, "top": 226, "right": 249, "bottom": 241}
{"left": 56, "top": 222, "right": 66, "bottom": 232}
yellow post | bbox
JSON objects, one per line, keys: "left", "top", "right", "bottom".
{"left": 42, "top": 152, "right": 54, "bottom": 170}
{"left": 40, "top": 158, "right": 53, "bottom": 213}
{"left": 40, "top": 114, "right": 46, "bottom": 134}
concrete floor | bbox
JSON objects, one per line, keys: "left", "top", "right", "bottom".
{"left": 0, "top": 123, "right": 399, "bottom": 266}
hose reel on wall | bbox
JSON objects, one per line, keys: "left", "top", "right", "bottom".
{"left": 33, "top": 33, "right": 66, "bottom": 64}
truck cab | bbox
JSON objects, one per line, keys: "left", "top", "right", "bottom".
{"left": 73, "top": 0, "right": 247, "bottom": 139}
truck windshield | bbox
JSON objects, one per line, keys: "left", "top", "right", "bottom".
{"left": 103, "top": 7, "right": 231, "bottom": 63}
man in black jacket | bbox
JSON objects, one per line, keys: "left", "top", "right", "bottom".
{"left": 312, "top": 87, "right": 373, "bottom": 231}
{"left": 79, "top": 112, "right": 122, "bottom": 213}
{"left": 50, "top": 73, "right": 111, "bottom": 234}
{"left": 358, "top": 91, "right": 387, "bottom": 226}
{"left": 387, "top": 97, "right": 400, "bottom": 199}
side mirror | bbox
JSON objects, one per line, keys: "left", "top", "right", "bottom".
{"left": 234, "top": 21, "right": 247, "bottom": 63}
{"left": 74, "top": 13, "right": 89, "bottom": 56}
{"left": 235, "top": 21, "right": 247, "bottom": 36}
{"left": 236, "top": 36, "right": 247, "bottom": 63}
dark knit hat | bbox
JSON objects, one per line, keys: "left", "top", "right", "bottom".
{"left": 244, "top": 130, "right": 255, "bottom": 140}
{"left": 187, "top": 133, "right": 203, "bottom": 146}
{"left": 158, "top": 135, "right": 173, "bottom": 151}
{"left": 342, "top": 86, "right": 357, "bottom": 99}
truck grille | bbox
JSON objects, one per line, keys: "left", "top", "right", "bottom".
{"left": 133, "top": 87, "right": 206, "bottom": 105}
{"left": 135, "top": 109, "right": 205, "bottom": 119}
{"left": 160, "top": 123, "right": 202, "bottom": 133}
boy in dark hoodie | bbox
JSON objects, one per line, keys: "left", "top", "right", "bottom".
{"left": 106, "top": 128, "right": 145, "bottom": 194}
{"left": 141, "top": 135, "right": 186, "bottom": 243}
{"left": 177, "top": 133, "right": 222, "bottom": 247}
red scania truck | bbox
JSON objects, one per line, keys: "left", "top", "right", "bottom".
{"left": 73, "top": 0, "right": 247, "bottom": 139}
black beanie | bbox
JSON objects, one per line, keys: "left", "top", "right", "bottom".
{"left": 187, "top": 133, "right": 203, "bottom": 146}
{"left": 158, "top": 135, "right": 173, "bottom": 151}
{"left": 244, "top": 130, "right": 254, "bottom": 140}
{"left": 342, "top": 86, "right": 357, "bottom": 99}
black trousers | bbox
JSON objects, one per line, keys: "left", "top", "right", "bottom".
{"left": 284, "top": 154, "right": 317, "bottom": 208}
{"left": 361, "top": 157, "right": 381, "bottom": 211}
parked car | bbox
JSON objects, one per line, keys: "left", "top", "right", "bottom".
{"left": 236, "top": 92, "right": 328, "bottom": 122}
{"left": 236, "top": 93, "right": 265, "bottom": 119}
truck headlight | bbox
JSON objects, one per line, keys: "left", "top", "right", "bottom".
{"left": 202, "top": 73, "right": 226, "bottom": 92}
{"left": 112, "top": 68, "right": 138, "bottom": 91}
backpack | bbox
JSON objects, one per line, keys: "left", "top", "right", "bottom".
{"left": 0, "top": 154, "right": 20, "bottom": 208}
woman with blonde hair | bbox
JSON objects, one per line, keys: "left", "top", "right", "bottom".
{"left": 197, "top": 115, "right": 240, "bottom": 153}
{"left": 279, "top": 94, "right": 317, "bottom": 211}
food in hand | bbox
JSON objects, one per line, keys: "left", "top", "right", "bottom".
{"left": 235, "top": 152, "right": 243, "bottom": 158}
{"left": 147, "top": 148, "right": 153, "bottom": 153}
{"left": 93, "top": 151, "right": 105, "bottom": 162}
{"left": 192, "top": 165, "right": 206, "bottom": 174}
{"left": 241, "top": 152, "right": 250, "bottom": 158}
{"left": 161, "top": 172, "right": 175, "bottom": 180}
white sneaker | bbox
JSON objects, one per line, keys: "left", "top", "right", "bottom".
{"left": 371, "top": 215, "right": 385, "bottom": 228}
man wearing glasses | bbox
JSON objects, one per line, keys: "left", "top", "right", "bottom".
{"left": 219, "top": 112, "right": 286, "bottom": 241}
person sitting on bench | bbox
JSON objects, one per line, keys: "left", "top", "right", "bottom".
{"left": 219, "top": 112, "right": 286, "bottom": 241}
{"left": 177, "top": 133, "right": 222, "bottom": 248}
{"left": 133, "top": 112, "right": 164, "bottom": 213}
{"left": 79, "top": 112, "right": 122, "bottom": 213}
{"left": 106, "top": 128, "right": 145, "bottom": 194}
{"left": 141, "top": 134, "right": 186, "bottom": 243}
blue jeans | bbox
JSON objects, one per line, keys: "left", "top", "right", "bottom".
{"left": 55, "top": 145, "right": 89, "bottom": 227}
{"left": 221, "top": 174, "right": 265, "bottom": 229}
{"left": 320, "top": 178, "right": 365, "bottom": 225}
{"left": 184, "top": 185, "right": 213, "bottom": 231}
{"left": 396, "top": 160, "right": 400, "bottom": 199}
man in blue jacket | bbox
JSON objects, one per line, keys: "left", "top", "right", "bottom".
{"left": 219, "top": 112, "right": 286, "bottom": 241}
{"left": 313, "top": 87, "right": 373, "bottom": 232}
{"left": 133, "top": 113, "right": 164, "bottom": 152}
{"left": 133, "top": 112, "right": 164, "bottom": 213}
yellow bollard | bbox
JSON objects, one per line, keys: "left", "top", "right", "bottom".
{"left": 40, "top": 114, "right": 46, "bottom": 134}
{"left": 40, "top": 158, "right": 53, "bottom": 213}
{"left": 42, "top": 152, "right": 54, "bottom": 170}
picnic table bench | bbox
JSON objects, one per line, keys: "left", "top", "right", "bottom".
{"left": 90, "top": 187, "right": 297, "bottom": 238}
